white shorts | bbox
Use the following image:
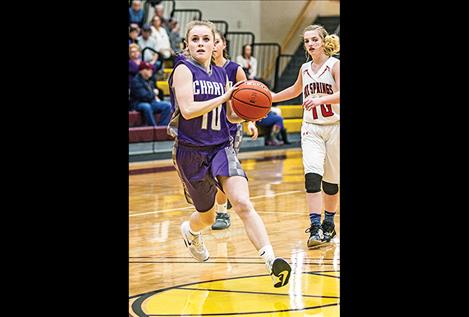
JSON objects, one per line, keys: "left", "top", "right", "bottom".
{"left": 301, "top": 122, "right": 340, "bottom": 184}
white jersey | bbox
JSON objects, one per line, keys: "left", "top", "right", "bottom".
{"left": 301, "top": 57, "right": 340, "bottom": 124}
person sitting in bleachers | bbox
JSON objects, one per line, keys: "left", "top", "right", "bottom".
{"left": 168, "top": 19, "right": 183, "bottom": 55}
{"left": 138, "top": 24, "right": 163, "bottom": 73}
{"left": 154, "top": 3, "right": 170, "bottom": 32}
{"left": 129, "top": 0, "right": 144, "bottom": 28}
{"left": 129, "top": 26, "right": 140, "bottom": 45}
{"left": 129, "top": 61, "right": 171, "bottom": 126}
{"left": 150, "top": 15, "right": 173, "bottom": 61}
{"left": 236, "top": 44, "right": 272, "bottom": 88}
{"left": 236, "top": 44, "right": 258, "bottom": 80}
{"left": 257, "top": 107, "right": 290, "bottom": 145}
{"left": 129, "top": 44, "right": 142, "bottom": 87}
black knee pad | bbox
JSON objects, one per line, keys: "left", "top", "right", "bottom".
{"left": 322, "top": 181, "right": 339, "bottom": 195}
{"left": 305, "top": 173, "right": 322, "bottom": 193}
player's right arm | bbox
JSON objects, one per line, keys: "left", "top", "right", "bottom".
{"left": 173, "top": 64, "right": 235, "bottom": 120}
{"left": 271, "top": 68, "right": 303, "bottom": 103}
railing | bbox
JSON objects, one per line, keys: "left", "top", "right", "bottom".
{"left": 209, "top": 20, "right": 229, "bottom": 37}
{"left": 252, "top": 43, "right": 281, "bottom": 90}
{"left": 141, "top": 46, "right": 159, "bottom": 62}
{"left": 274, "top": 54, "right": 294, "bottom": 91}
{"left": 170, "top": 9, "right": 202, "bottom": 38}
{"left": 225, "top": 32, "right": 255, "bottom": 62}
{"left": 334, "top": 24, "right": 340, "bottom": 36}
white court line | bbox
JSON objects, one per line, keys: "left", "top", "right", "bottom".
{"left": 256, "top": 211, "right": 305, "bottom": 215}
{"left": 129, "top": 190, "right": 303, "bottom": 217}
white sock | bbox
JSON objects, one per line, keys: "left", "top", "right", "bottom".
{"left": 217, "top": 202, "right": 228, "bottom": 213}
{"left": 259, "top": 245, "right": 275, "bottom": 266}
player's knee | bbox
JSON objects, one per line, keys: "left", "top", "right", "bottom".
{"left": 322, "top": 181, "right": 339, "bottom": 195}
{"left": 231, "top": 198, "right": 253, "bottom": 218}
{"left": 305, "top": 173, "right": 322, "bottom": 193}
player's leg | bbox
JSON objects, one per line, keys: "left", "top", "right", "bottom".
{"left": 212, "top": 189, "right": 230, "bottom": 230}
{"left": 175, "top": 145, "right": 217, "bottom": 262}
{"left": 211, "top": 146, "right": 290, "bottom": 287}
{"left": 302, "top": 122, "right": 327, "bottom": 248}
{"left": 211, "top": 126, "right": 242, "bottom": 230}
{"left": 219, "top": 175, "right": 291, "bottom": 288}
{"left": 321, "top": 124, "right": 340, "bottom": 242}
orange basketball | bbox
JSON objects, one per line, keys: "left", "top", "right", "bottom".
{"left": 231, "top": 80, "right": 272, "bottom": 121}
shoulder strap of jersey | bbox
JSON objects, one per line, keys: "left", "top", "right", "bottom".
{"left": 325, "top": 56, "right": 339, "bottom": 69}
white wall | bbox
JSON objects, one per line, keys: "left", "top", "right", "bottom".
{"left": 174, "top": 0, "right": 339, "bottom": 52}
{"left": 175, "top": 0, "right": 261, "bottom": 37}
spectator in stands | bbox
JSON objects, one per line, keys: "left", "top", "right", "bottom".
{"left": 129, "top": 26, "right": 139, "bottom": 45}
{"left": 130, "top": 61, "right": 171, "bottom": 126}
{"left": 271, "top": 107, "right": 290, "bottom": 144}
{"left": 154, "top": 3, "right": 170, "bottom": 31}
{"left": 138, "top": 24, "right": 164, "bottom": 85}
{"left": 150, "top": 15, "right": 173, "bottom": 60}
{"left": 236, "top": 44, "right": 258, "bottom": 80}
{"left": 168, "top": 19, "right": 183, "bottom": 55}
{"left": 129, "top": 44, "right": 142, "bottom": 86}
{"left": 138, "top": 24, "right": 162, "bottom": 65}
{"left": 256, "top": 107, "right": 289, "bottom": 146}
{"left": 129, "top": 0, "right": 144, "bottom": 28}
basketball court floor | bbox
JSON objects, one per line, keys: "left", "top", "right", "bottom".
{"left": 129, "top": 147, "right": 340, "bottom": 316}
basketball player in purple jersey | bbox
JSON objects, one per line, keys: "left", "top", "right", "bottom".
{"left": 167, "top": 20, "right": 291, "bottom": 288}
{"left": 211, "top": 30, "right": 258, "bottom": 230}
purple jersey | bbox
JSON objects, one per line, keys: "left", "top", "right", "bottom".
{"left": 168, "top": 58, "right": 230, "bottom": 147}
{"left": 223, "top": 60, "right": 242, "bottom": 136}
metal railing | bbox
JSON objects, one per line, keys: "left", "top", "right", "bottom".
{"left": 252, "top": 43, "right": 281, "bottom": 90}
{"left": 209, "top": 20, "right": 229, "bottom": 37}
{"left": 274, "top": 54, "right": 295, "bottom": 91}
{"left": 170, "top": 9, "right": 202, "bottom": 37}
{"left": 225, "top": 32, "right": 255, "bottom": 62}
{"left": 334, "top": 24, "right": 340, "bottom": 36}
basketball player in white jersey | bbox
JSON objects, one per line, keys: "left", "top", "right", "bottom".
{"left": 270, "top": 25, "right": 340, "bottom": 248}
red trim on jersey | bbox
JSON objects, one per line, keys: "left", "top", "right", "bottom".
{"left": 303, "top": 69, "right": 314, "bottom": 80}
{"left": 318, "top": 66, "right": 330, "bottom": 78}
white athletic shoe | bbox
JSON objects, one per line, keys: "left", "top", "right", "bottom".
{"left": 180, "top": 221, "right": 209, "bottom": 262}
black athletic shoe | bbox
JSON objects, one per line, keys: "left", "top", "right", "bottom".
{"left": 321, "top": 221, "right": 336, "bottom": 242}
{"left": 268, "top": 257, "right": 291, "bottom": 288}
{"left": 306, "top": 223, "right": 325, "bottom": 248}
{"left": 211, "top": 212, "right": 231, "bottom": 230}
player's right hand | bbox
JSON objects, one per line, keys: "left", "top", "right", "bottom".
{"left": 224, "top": 80, "right": 246, "bottom": 102}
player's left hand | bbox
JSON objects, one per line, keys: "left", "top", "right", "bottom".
{"left": 247, "top": 121, "right": 258, "bottom": 140}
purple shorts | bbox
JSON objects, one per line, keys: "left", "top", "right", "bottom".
{"left": 173, "top": 141, "right": 247, "bottom": 212}
{"left": 230, "top": 123, "right": 243, "bottom": 154}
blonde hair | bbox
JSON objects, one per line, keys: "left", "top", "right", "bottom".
{"left": 129, "top": 44, "right": 140, "bottom": 57}
{"left": 185, "top": 20, "right": 216, "bottom": 42}
{"left": 302, "top": 24, "right": 340, "bottom": 59}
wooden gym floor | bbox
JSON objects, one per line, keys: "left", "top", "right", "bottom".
{"left": 129, "top": 147, "right": 340, "bottom": 316}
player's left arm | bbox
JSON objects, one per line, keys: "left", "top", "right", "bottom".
{"left": 303, "top": 61, "right": 340, "bottom": 110}
{"left": 226, "top": 73, "right": 246, "bottom": 123}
